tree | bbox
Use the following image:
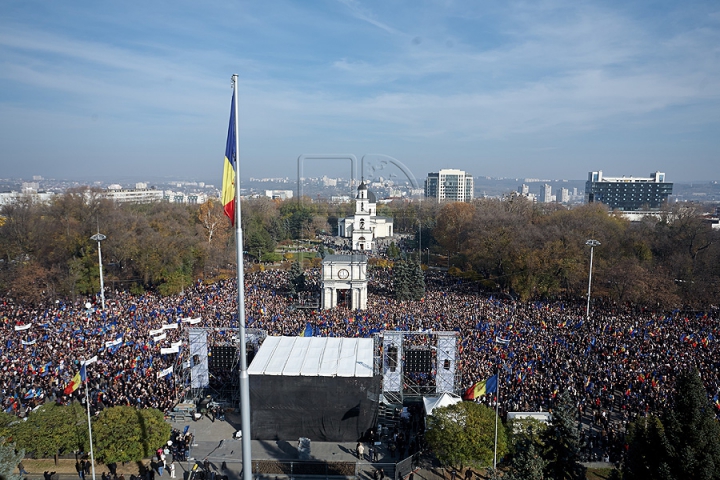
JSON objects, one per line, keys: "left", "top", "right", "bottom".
{"left": 506, "top": 417, "right": 548, "bottom": 480}
{"left": 197, "top": 199, "right": 229, "bottom": 244}
{"left": 0, "top": 413, "right": 15, "bottom": 439}
{"left": 433, "top": 202, "right": 475, "bottom": 254}
{"left": 245, "top": 220, "right": 277, "bottom": 261}
{"left": 279, "top": 201, "right": 315, "bottom": 239}
{"left": 541, "top": 390, "right": 586, "bottom": 480}
{"left": 623, "top": 416, "right": 673, "bottom": 480}
{"left": 0, "top": 437, "right": 24, "bottom": 480}
{"left": 288, "top": 261, "right": 305, "bottom": 295}
{"left": 136, "top": 408, "right": 172, "bottom": 458}
{"left": 386, "top": 242, "right": 400, "bottom": 259}
{"left": 7, "top": 261, "right": 55, "bottom": 306}
{"left": 408, "top": 260, "right": 425, "bottom": 300}
{"left": 661, "top": 369, "right": 720, "bottom": 480}
{"left": 10, "top": 402, "right": 87, "bottom": 461}
{"left": 392, "top": 259, "right": 425, "bottom": 301}
{"left": 506, "top": 439, "right": 547, "bottom": 480}
{"left": 93, "top": 406, "right": 171, "bottom": 463}
{"left": 425, "top": 401, "right": 507, "bottom": 470}
{"left": 392, "top": 259, "right": 412, "bottom": 301}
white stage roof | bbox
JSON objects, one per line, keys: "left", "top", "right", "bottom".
{"left": 247, "top": 336, "right": 374, "bottom": 378}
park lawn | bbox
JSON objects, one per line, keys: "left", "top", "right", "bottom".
{"left": 586, "top": 466, "right": 618, "bottom": 479}
{"left": 21, "top": 458, "right": 150, "bottom": 476}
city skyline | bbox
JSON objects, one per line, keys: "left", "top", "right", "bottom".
{"left": 1, "top": 1, "right": 719, "bottom": 182}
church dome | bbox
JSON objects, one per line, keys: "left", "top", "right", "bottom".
{"left": 367, "top": 189, "right": 377, "bottom": 204}
{"left": 357, "top": 181, "right": 368, "bottom": 190}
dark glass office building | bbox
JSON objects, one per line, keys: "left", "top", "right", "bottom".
{"left": 585, "top": 171, "right": 673, "bottom": 211}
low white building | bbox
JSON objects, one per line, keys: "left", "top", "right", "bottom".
{"left": 265, "top": 190, "right": 293, "bottom": 200}
{"left": 105, "top": 185, "right": 164, "bottom": 204}
{"left": 0, "top": 191, "right": 54, "bottom": 206}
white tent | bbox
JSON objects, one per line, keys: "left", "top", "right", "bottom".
{"left": 423, "top": 392, "right": 462, "bottom": 416}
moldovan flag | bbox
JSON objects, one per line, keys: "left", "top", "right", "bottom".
{"left": 64, "top": 371, "right": 82, "bottom": 395}
{"left": 221, "top": 95, "right": 237, "bottom": 225}
{"left": 462, "top": 374, "right": 498, "bottom": 400}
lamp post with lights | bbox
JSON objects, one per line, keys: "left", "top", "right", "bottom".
{"left": 90, "top": 232, "right": 106, "bottom": 310}
{"left": 585, "top": 239, "right": 601, "bottom": 320}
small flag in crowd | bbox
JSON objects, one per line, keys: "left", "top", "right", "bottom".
{"left": 64, "top": 371, "right": 82, "bottom": 395}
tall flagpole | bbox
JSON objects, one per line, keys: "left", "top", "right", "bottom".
{"left": 232, "top": 73, "right": 253, "bottom": 480}
{"left": 493, "top": 337, "right": 509, "bottom": 471}
{"left": 83, "top": 363, "right": 96, "bottom": 480}
{"left": 493, "top": 369, "right": 500, "bottom": 471}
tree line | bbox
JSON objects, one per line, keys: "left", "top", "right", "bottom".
{"left": 1, "top": 188, "right": 718, "bottom": 308}
{"left": 398, "top": 197, "right": 719, "bottom": 308}
{"left": 0, "top": 404, "right": 170, "bottom": 465}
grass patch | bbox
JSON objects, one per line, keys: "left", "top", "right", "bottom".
{"left": 586, "top": 467, "right": 618, "bottom": 479}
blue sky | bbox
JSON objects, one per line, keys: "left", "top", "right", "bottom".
{"left": 1, "top": 0, "right": 719, "bottom": 184}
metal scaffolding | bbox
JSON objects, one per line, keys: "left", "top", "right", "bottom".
{"left": 176, "top": 327, "right": 267, "bottom": 405}
{"left": 374, "top": 330, "right": 460, "bottom": 406}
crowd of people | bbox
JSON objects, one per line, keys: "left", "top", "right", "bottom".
{"left": 2, "top": 262, "right": 720, "bottom": 462}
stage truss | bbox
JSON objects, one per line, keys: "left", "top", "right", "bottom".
{"left": 373, "top": 330, "right": 460, "bottom": 405}
{"left": 176, "top": 327, "right": 267, "bottom": 406}
{"left": 171, "top": 328, "right": 458, "bottom": 408}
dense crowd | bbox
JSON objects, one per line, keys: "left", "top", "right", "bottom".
{"left": 2, "top": 264, "right": 720, "bottom": 461}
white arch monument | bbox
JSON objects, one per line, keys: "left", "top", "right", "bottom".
{"left": 321, "top": 254, "right": 368, "bottom": 310}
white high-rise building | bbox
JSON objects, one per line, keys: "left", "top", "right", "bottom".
{"left": 517, "top": 184, "right": 537, "bottom": 202}
{"left": 322, "top": 176, "right": 338, "bottom": 187}
{"left": 540, "top": 184, "right": 555, "bottom": 203}
{"left": 424, "top": 169, "right": 474, "bottom": 202}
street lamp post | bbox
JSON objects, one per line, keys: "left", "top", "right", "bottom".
{"left": 585, "top": 239, "right": 601, "bottom": 320}
{"left": 90, "top": 232, "right": 106, "bottom": 310}
{"left": 418, "top": 219, "right": 422, "bottom": 263}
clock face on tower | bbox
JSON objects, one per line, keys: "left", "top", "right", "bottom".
{"left": 338, "top": 268, "right": 349, "bottom": 279}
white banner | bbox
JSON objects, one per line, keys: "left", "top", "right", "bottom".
{"left": 160, "top": 346, "right": 179, "bottom": 354}
{"left": 171, "top": 341, "right": 182, "bottom": 348}
{"left": 21, "top": 339, "right": 37, "bottom": 345}
{"left": 105, "top": 337, "right": 123, "bottom": 347}
{"left": 149, "top": 328, "right": 164, "bottom": 336}
{"left": 153, "top": 333, "right": 167, "bottom": 343}
{"left": 156, "top": 366, "right": 173, "bottom": 378}
{"left": 162, "top": 323, "right": 178, "bottom": 330}
{"left": 14, "top": 324, "right": 32, "bottom": 331}
{"left": 82, "top": 356, "right": 98, "bottom": 366}
{"left": 182, "top": 317, "right": 202, "bottom": 325}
